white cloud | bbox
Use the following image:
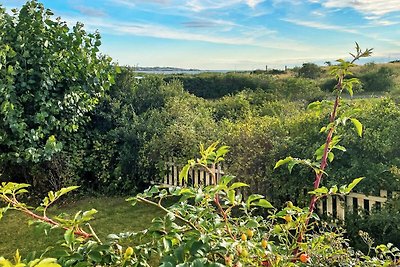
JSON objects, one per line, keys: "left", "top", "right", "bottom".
{"left": 61, "top": 14, "right": 312, "bottom": 52}
{"left": 312, "top": 0, "right": 400, "bottom": 16}
{"left": 184, "top": 0, "right": 263, "bottom": 12}
{"left": 283, "top": 18, "right": 359, "bottom": 34}
{"left": 246, "top": 0, "right": 264, "bottom": 8}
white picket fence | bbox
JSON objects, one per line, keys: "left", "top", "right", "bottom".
{"left": 162, "top": 162, "right": 397, "bottom": 220}
{"left": 317, "top": 190, "right": 399, "bottom": 221}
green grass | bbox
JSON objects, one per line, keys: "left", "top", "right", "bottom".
{"left": 0, "top": 196, "right": 165, "bottom": 259}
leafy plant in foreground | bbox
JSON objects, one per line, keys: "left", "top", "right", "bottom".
{"left": 1, "top": 45, "right": 399, "bottom": 266}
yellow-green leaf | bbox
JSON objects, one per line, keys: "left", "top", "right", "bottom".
{"left": 350, "top": 118, "right": 363, "bottom": 137}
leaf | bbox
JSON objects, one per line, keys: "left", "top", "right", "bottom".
{"left": 328, "top": 152, "right": 334, "bottom": 162}
{"left": 229, "top": 182, "right": 248, "bottom": 190}
{"left": 215, "top": 145, "right": 230, "bottom": 159}
{"left": 179, "top": 164, "right": 191, "bottom": 183}
{"left": 345, "top": 177, "right": 364, "bottom": 193}
{"left": 34, "top": 258, "right": 61, "bottom": 267}
{"left": 307, "top": 101, "right": 321, "bottom": 111}
{"left": 309, "top": 187, "right": 328, "bottom": 196}
{"left": 227, "top": 190, "right": 235, "bottom": 204}
{"left": 219, "top": 175, "right": 235, "bottom": 186}
{"left": 246, "top": 194, "right": 264, "bottom": 209}
{"left": 333, "top": 145, "right": 346, "bottom": 152}
{"left": 88, "top": 251, "right": 102, "bottom": 263}
{"left": 252, "top": 199, "right": 274, "bottom": 209}
{"left": 274, "top": 156, "right": 293, "bottom": 170}
{"left": 64, "top": 229, "right": 74, "bottom": 245}
{"left": 329, "top": 185, "right": 338, "bottom": 194}
{"left": 350, "top": 118, "right": 363, "bottom": 137}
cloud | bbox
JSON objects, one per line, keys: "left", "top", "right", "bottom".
{"left": 182, "top": 19, "right": 237, "bottom": 28}
{"left": 185, "top": 0, "right": 264, "bottom": 12}
{"left": 111, "top": 0, "right": 170, "bottom": 8}
{"left": 185, "top": 0, "right": 240, "bottom": 12}
{"left": 283, "top": 18, "right": 359, "bottom": 34}
{"left": 312, "top": 0, "right": 400, "bottom": 16}
{"left": 61, "top": 14, "right": 311, "bottom": 51}
{"left": 246, "top": 0, "right": 263, "bottom": 8}
{"left": 73, "top": 5, "right": 107, "bottom": 17}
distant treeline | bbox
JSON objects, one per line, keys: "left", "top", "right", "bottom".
{"left": 161, "top": 62, "right": 399, "bottom": 99}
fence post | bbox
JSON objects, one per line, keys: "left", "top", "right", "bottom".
{"left": 337, "top": 196, "right": 345, "bottom": 221}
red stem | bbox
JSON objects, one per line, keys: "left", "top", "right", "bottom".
{"left": 20, "top": 208, "right": 92, "bottom": 239}
{"left": 296, "top": 92, "right": 341, "bottom": 247}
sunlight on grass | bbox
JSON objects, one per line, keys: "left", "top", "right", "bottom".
{"left": 0, "top": 196, "right": 165, "bottom": 258}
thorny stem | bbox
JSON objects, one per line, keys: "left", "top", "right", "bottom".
{"left": 19, "top": 205, "right": 91, "bottom": 238}
{"left": 87, "top": 223, "right": 102, "bottom": 244}
{"left": 136, "top": 196, "right": 198, "bottom": 230}
{"left": 1, "top": 193, "right": 92, "bottom": 239}
{"left": 296, "top": 83, "right": 342, "bottom": 248}
{"left": 213, "top": 194, "right": 236, "bottom": 240}
{"left": 295, "top": 46, "right": 372, "bottom": 249}
{"left": 204, "top": 163, "right": 235, "bottom": 239}
{"left": 195, "top": 163, "right": 235, "bottom": 239}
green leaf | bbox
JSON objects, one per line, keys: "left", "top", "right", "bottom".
{"left": 329, "top": 185, "right": 338, "bottom": 194}
{"left": 229, "top": 182, "right": 248, "bottom": 190}
{"left": 333, "top": 145, "right": 346, "bottom": 152}
{"left": 274, "top": 156, "right": 293, "bottom": 170}
{"left": 179, "top": 164, "right": 191, "bottom": 183}
{"left": 246, "top": 194, "right": 264, "bottom": 209}
{"left": 219, "top": 175, "right": 235, "bottom": 186}
{"left": 328, "top": 152, "right": 334, "bottom": 162}
{"left": 350, "top": 118, "right": 363, "bottom": 137}
{"left": 345, "top": 177, "right": 364, "bottom": 193}
{"left": 88, "top": 251, "right": 102, "bottom": 263}
{"left": 252, "top": 199, "right": 274, "bottom": 209}
{"left": 215, "top": 145, "right": 230, "bottom": 159}
{"left": 309, "top": 187, "right": 329, "bottom": 196}
{"left": 64, "top": 229, "right": 74, "bottom": 245}
{"left": 227, "top": 190, "right": 235, "bottom": 204}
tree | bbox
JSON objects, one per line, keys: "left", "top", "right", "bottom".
{"left": 0, "top": 1, "right": 116, "bottom": 181}
{"left": 297, "top": 62, "right": 322, "bottom": 79}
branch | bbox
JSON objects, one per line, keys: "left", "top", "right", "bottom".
{"left": 136, "top": 196, "right": 198, "bottom": 230}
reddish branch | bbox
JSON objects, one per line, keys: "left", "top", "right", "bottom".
{"left": 21, "top": 208, "right": 92, "bottom": 238}
{"left": 295, "top": 80, "right": 343, "bottom": 252}
{"left": 2, "top": 194, "right": 92, "bottom": 239}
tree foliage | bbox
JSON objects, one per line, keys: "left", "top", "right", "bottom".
{"left": 0, "top": 1, "right": 116, "bottom": 183}
{"left": 0, "top": 1, "right": 115, "bottom": 163}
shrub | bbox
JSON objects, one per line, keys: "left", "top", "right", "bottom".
{"left": 0, "top": 1, "right": 116, "bottom": 189}
{"left": 297, "top": 63, "right": 322, "bottom": 79}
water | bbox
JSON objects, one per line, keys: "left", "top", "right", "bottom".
{"left": 135, "top": 69, "right": 234, "bottom": 75}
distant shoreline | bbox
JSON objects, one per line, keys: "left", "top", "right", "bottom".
{"left": 135, "top": 68, "right": 234, "bottom": 75}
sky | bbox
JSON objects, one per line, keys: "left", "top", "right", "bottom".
{"left": 2, "top": 0, "right": 400, "bottom": 70}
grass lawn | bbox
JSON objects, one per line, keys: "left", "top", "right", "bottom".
{"left": 0, "top": 196, "right": 166, "bottom": 259}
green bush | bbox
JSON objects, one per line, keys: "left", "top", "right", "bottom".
{"left": 0, "top": 1, "right": 116, "bottom": 189}
{"left": 359, "top": 66, "right": 396, "bottom": 92}
{"left": 297, "top": 63, "right": 322, "bottom": 79}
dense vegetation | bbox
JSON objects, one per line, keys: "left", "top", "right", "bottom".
{"left": 1, "top": 1, "right": 400, "bottom": 266}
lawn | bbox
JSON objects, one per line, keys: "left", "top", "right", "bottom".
{"left": 0, "top": 196, "right": 166, "bottom": 259}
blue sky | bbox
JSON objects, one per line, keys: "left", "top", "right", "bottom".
{"left": 3, "top": 0, "right": 400, "bottom": 70}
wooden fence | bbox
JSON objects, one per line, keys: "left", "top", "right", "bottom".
{"left": 163, "top": 162, "right": 224, "bottom": 187}
{"left": 317, "top": 190, "right": 399, "bottom": 221}
{"left": 162, "top": 162, "right": 397, "bottom": 221}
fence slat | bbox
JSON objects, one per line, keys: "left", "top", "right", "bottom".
{"left": 162, "top": 161, "right": 393, "bottom": 222}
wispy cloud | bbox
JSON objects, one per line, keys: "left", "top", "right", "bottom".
{"left": 312, "top": 0, "right": 400, "bottom": 16}
{"left": 246, "top": 0, "right": 264, "bottom": 9}
{"left": 185, "top": 0, "right": 264, "bottom": 12}
{"left": 73, "top": 5, "right": 107, "bottom": 17}
{"left": 283, "top": 18, "right": 359, "bottom": 34}
{"left": 182, "top": 19, "right": 237, "bottom": 28}
{"left": 61, "top": 14, "right": 311, "bottom": 51}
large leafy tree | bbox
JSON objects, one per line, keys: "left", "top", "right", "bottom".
{"left": 0, "top": 1, "right": 116, "bottom": 179}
